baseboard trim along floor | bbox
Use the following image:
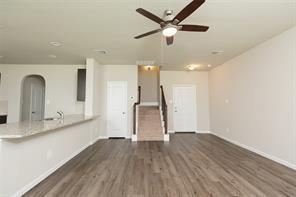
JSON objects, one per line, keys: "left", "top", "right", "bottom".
{"left": 210, "top": 132, "right": 296, "bottom": 171}
{"left": 13, "top": 144, "right": 90, "bottom": 197}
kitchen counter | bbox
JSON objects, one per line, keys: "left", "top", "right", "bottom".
{"left": 0, "top": 114, "right": 97, "bottom": 139}
{"left": 0, "top": 114, "right": 100, "bottom": 196}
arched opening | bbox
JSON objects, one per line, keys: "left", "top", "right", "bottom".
{"left": 20, "top": 75, "right": 46, "bottom": 121}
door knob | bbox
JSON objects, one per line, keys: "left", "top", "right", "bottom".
{"left": 122, "top": 112, "right": 126, "bottom": 115}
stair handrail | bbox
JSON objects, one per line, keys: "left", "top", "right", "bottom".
{"left": 160, "top": 85, "right": 168, "bottom": 134}
{"left": 133, "top": 86, "right": 141, "bottom": 135}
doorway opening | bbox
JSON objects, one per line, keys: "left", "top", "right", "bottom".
{"left": 20, "top": 75, "right": 46, "bottom": 121}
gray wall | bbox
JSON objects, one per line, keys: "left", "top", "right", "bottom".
{"left": 209, "top": 27, "right": 296, "bottom": 169}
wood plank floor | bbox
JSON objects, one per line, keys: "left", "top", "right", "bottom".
{"left": 25, "top": 134, "right": 296, "bottom": 197}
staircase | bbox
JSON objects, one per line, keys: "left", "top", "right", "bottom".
{"left": 137, "top": 106, "right": 164, "bottom": 141}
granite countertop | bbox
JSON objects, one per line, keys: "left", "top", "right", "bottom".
{"left": 0, "top": 114, "right": 97, "bottom": 139}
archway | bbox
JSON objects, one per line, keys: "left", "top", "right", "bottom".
{"left": 20, "top": 75, "right": 46, "bottom": 121}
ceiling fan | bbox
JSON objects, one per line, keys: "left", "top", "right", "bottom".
{"left": 134, "top": 0, "right": 209, "bottom": 45}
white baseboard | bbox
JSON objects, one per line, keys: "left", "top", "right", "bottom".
{"left": 210, "top": 132, "right": 296, "bottom": 171}
{"left": 168, "top": 130, "right": 210, "bottom": 134}
{"left": 132, "top": 135, "right": 137, "bottom": 142}
{"left": 164, "top": 134, "right": 170, "bottom": 141}
{"left": 140, "top": 102, "right": 159, "bottom": 106}
{"left": 98, "top": 136, "right": 108, "bottom": 140}
{"left": 12, "top": 144, "right": 90, "bottom": 197}
{"left": 196, "top": 130, "right": 210, "bottom": 134}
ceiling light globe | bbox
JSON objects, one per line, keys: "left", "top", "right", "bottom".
{"left": 162, "top": 27, "right": 177, "bottom": 37}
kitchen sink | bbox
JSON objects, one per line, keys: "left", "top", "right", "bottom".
{"left": 43, "top": 117, "right": 59, "bottom": 121}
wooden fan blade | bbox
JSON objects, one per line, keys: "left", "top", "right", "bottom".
{"left": 166, "top": 36, "right": 174, "bottom": 45}
{"left": 134, "top": 29, "right": 162, "bottom": 39}
{"left": 180, "top": 25, "right": 209, "bottom": 32}
{"left": 136, "top": 8, "right": 165, "bottom": 24}
{"left": 173, "top": 0, "right": 205, "bottom": 24}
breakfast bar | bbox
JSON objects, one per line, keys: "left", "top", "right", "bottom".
{"left": 0, "top": 114, "right": 99, "bottom": 197}
{"left": 0, "top": 114, "right": 96, "bottom": 139}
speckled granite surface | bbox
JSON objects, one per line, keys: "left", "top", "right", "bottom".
{"left": 0, "top": 114, "right": 97, "bottom": 139}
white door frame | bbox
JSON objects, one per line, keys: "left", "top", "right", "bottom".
{"left": 172, "top": 84, "right": 197, "bottom": 132}
{"left": 20, "top": 75, "right": 45, "bottom": 122}
{"left": 107, "top": 81, "right": 128, "bottom": 138}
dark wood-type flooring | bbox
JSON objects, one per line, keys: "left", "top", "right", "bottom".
{"left": 25, "top": 134, "right": 296, "bottom": 197}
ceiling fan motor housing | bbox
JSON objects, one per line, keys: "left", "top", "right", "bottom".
{"left": 163, "top": 10, "right": 175, "bottom": 21}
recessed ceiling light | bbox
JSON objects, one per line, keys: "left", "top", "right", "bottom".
{"left": 207, "top": 64, "right": 212, "bottom": 68}
{"left": 48, "top": 54, "right": 57, "bottom": 58}
{"left": 186, "top": 64, "right": 200, "bottom": 71}
{"left": 50, "top": 41, "right": 62, "bottom": 47}
{"left": 212, "top": 50, "right": 224, "bottom": 55}
{"left": 93, "top": 49, "right": 107, "bottom": 54}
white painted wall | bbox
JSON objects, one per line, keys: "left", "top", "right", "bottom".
{"left": 0, "top": 64, "right": 85, "bottom": 123}
{"left": 85, "top": 59, "right": 103, "bottom": 141}
{"left": 209, "top": 26, "right": 296, "bottom": 169}
{"left": 160, "top": 71, "right": 210, "bottom": 132}
{"left": 85, "top": 60, "right": 95, "bottom": 117}
{"left": 99, "top": 65, "right": 138, "bottom": 138}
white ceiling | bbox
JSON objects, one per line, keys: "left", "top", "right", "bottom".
{"left": 0, "top": 0, "right": 296, "bottom": 70}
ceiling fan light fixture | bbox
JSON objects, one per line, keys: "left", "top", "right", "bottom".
{"left": 162, "top": 26, "right": 177, "bottom": 37}
{"left": 186, "top": 64, "right": 200, "bottom": 71}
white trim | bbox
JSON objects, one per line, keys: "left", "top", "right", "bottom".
{"left": 196, "top": 130, "right": 210, "bottom": 134}
{"left": 168, "top": 130, "right": 175, "bottom": 134}
{"left": 132, "top": 135, "right": 137, "bottom": 142}
{"left": 136, "top": 106, "right": 139, "bottom": 135}
{"left": 140, "top": 102, "right": 159, "bottom": 106}
{"left": 164, "top": 134, "right": 170, "bottom": 141}
{"left": 97, "top": 136, "right": 108, "bottom": 140}
{"left": 211, "top": 132, "right": 296, "bottom": 171}
{"left": 12, "top": 144, "right": 90, "bottom": 197}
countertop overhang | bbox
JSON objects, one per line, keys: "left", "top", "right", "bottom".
{"left": 0, "top": 114, "right": 98, "bottom": 139}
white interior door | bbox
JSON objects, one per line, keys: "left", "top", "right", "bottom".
{"left": 173, "top": 85, "right": 197, "bottom": 132}
{"left": 107, "top": 81, "right": 128, "bottom": 138}
{"left": 30, "top": 83, "right": 44, "bottom": 121}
